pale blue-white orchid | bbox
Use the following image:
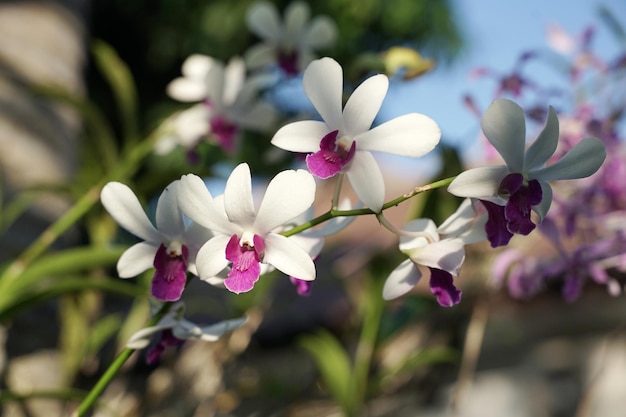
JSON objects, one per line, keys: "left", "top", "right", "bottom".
{"left": 383, "top": 199, "right": 487, "bottom": 306}
{"left": 160, "top": 54, "right": 276, "bottom": 155}
{"left": 245, "top": 1, "right": 337, "bottom": 75}
{"left": 176, "top": 163, "right": 317, "bottom": 294}
{"left": 101, "top": 181, "right": 212, "bottom": 302}
{"left": 448, "top": 99, "right": 606, "bottom": 247}
{"left": 126, "top": 301, "right": 247, "bottom": 364}
{"left": 271, "top": 57, "right": 441, "bottom": 212}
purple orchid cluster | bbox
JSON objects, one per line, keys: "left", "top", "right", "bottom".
{"left": 99, "top": 2, "right": 609, "bottom": 361}
{"left": 470, "top": 24, "right": 626, "bottom": 302}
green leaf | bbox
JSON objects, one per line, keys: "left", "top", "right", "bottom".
{"left": 92, "top": 40, "right": 140, "bottom": 145}
{"left": 299, "top": 329, "right": 353, "bottom": 412}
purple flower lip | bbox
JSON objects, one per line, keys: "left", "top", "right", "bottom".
{"left": 151, "top": 244, "right": 189, "bottom": 302}
{"left": 306, "top": 130, "right": 356, "bottom": 179}
{"left": 224, "top": 234, "right": 265, "bottom": 294}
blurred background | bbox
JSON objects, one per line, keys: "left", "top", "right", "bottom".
{"left": 1, "top": 0, "right": 625, "bottom": 416}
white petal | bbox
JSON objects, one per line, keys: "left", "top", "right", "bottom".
{"left": 175, "top": 317, "right": 248, "bottom": 342}
{"left": 195, "top": 236, "right": 231, "bottom": 281}
{"left": 101, "top": 182, "right": 161, "bottom": 242}
{"left": 284, "top": 1, "right": 310, "bottom": 39}
{"left": 263, "top": 233, "right": 316, "bottom": 280}
{"left": 410, "top": 239, "right": 465, "bottom": 276}
{"left": 235, "top": 100, "right": 277, "bottom": 131}
{"left": 223, "top": 57, "right": 246, "bottom": 106}
{"left": 342, "top": 74, "right": 388, "bottom": 136}
{"left": 399, "top": 218, "right": 438, "bottom": 251}
{"left": 356, "top": 113, "right": 441, "bottom": 157}
{"left": 255, "top": 169, "right": 316, "bottom": 233}
{"left": 382, "top": 258, "right": 422, "bottom": 300}
{"left": 303, "top": 16, "right": 338, "bottom": 49}
{"left": 531, "top": 137, "right": 606, "bottom": 182}
{"left": 117, "top": 242, "right": 157, "bottom": 278}
{"left": 156, "top": 181, "right": 185, "bottom": 237}
{"left": 534, "top": 181, "right": 553, "bottom": 221}
{"left": 481, "top": 99, "right": 526, "bottom": 172}
{"left": 457, "top": 215, "right": 488, "bottom": 245}
{"left": 437, "top": 199, "right": 476, "bottom": 236}
{"left": 224, "top": 163, "right": 257, "bottom": 228}
{"left": 303, "top": 57, "right": 344, "bottom": 130}
{"left": 244, "top": 43, "right": 277, "bottom": 69}
{"left": 289, "top": 234, "right": 324, "bottom": 258}
{"left": 246, "top": 1, "right": 283, "bottom": 41}
{"left": 204, "top": 60, "right": 226, "bottom": 109}
{"left": 126, "top": 323, "right": 171, "bottom": 349}
{"left": 181, "top": 54, "right": 215, "bottom": 80}
{"left": 524, "top": 106, "right": 559, "bottom": 171}
{"left": 271, "top": 120, "right": 330, "bottom": 152}
{"left": 166, "top": 77, "right": 207, "bottom": 102}
{"left": 345, "top": 151, "right": 385, "bottom": 212}
{"left": 173, "top": 105, "right": 209, "bottom": 146}
{"left": 447, "top": 166, "right": 508, "bottom": 199}
{"left": 177, "top": 174, "right": 236, "bottom": 235}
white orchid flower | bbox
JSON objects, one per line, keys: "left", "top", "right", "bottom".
{"left": 383, "top": 199, "right": 486, "bottom": 306}
{"left": 271, "top": 57, "right": 441, "bottom": 212}
{"left": 126, "top": 301, "right": 247, "bottom": 364}
{"left": 245, "top": 0, "right": 337, "bottom": 75}
{"left": 448, "top": 98, "right": 605, "bottom": 247}
{"left": 100, "top": 180, "right": 211, "bottom": 302}
{"left": 176, "top": 163, "right": 317, "bottom": 294}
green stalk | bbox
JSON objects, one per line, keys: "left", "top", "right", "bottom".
{"left": 283, "top": 176, "right": 455, "bottom": 237}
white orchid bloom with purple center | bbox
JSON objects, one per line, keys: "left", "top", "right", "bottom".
{"left": 383, "top": 199, "right": 487, "bottom": 306}
{"left": 271, "top": 57, "right": 441, "bottom": 212}
{"left": 448, "top": 99, "right": 606, "bottom": 247}
{"left": 177, "top": 163, "right": 317, "bottom": 294}
{"left": 245, "top": 0, "right": 337, "bottom": 75}
{"left": 164, "top": 54, "right": 276, "bottom": 154}
{"left": 101, "top": 181, "right": 211, "bottom": 302}
{"left": 126, "top": 302, "right": 247, "bottom": 364}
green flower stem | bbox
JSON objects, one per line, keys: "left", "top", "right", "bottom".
{"left": 0, "top": 129, "right": 161, "bottom": 297}
{"left": 283, "top": 176, "right": 455, "bottom": 237}
{"left": 72, "top": 302, "right": 171, "bottom": 417}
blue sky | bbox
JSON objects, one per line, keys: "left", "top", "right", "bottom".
{"left": 378, "top": 0, "right": 626, "bottom": 152}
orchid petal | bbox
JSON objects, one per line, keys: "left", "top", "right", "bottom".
{"left": 356, "top": 113, "right": 441, "bottom": 157}
{"left": 342, "top": 74, "right": 388, "bottom": 136}
{"left": 173, "top": 105, "right": 209, "bottom": 146}
{"left": 224, "top": 163, "right": 257, "bottom": 228}
{"left": 177, "top": 174, "right": 237, "bottom": 235}
{"left": 255, "top": 169, "right": 316, "bottom": 233}
{"left": 166, "top": 78, "right": 206, "bottom": 102}
{"left": 447, "top": 166, "right": 509, "bottom": 199}
{"left": 244, "top": 43, "right": 277, "bottom": 69}
{"left": 117, "top": 242, "right": 157, "bottom": 278}
{"left": 222, "top": 57, "right": 246, "bottom": 106}
{"left": 524, "top": 106, "right": 559, "bottom": 170}
{"left": 195, "top": 235, "right": 231, "bottom": 281}
{"left": 533, "top": 181, "right": 553, "bottom": 222}
{"left": 182, "top": 54, "right": 214, "bottom": 80}
{"left": 531, "top": 137, "right": 606, "bottom": 182}
{"left": 399, "top": 219, "right": 438, "bottom": 251}
{"left": 481, "top": 99, "right": 526, "bottom": 172}
{"left": 204, "top": 60, "right": 225, "bottom": 108}
{"left": 178, "top": 317, "right": 248, "bottom": 342}
{"left": 284, "top": 1, "right": 310, "bottom": 38}
{"left": 437, "top": 199, "right": 476, "bottom": 236}
{"left": 410, "top": 239, "right": 466, "bottom": 276}
{"left": 246, "top": 1, "right": 282, "bottom": 41}
{"left": 101, "top": 182, "right": 161, "bottom": 243}
{"left": 303, "top": 57, "right": 344, "bottom": 130}
{"left": 263, "top": 233, "right": 316, "bottom": 281}
{"left": 155, "top": 181, "right": 185, "bottom": 237}
{"left": 271, "top": 120, "right": 330, "bottom": 152}
{"left": 126, "top": 324, "right": 171, "bottom": 349}
{"left": 304, "top": 16, "right": 337, "bottom": 48}
{"left": 383, "top": 258, "right": 422, "bottom": 300}
{"left": 345, "top": 151, "right": 385, "bottom": 212}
